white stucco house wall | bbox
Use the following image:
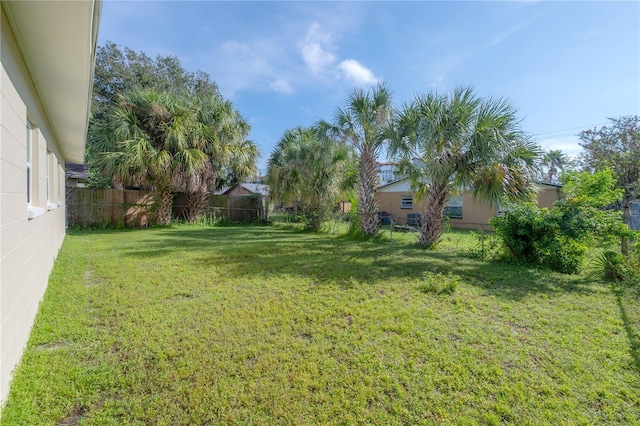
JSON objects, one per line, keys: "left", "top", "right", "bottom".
{"left": 1, "top": 0, "right": 101, "bottom": 403}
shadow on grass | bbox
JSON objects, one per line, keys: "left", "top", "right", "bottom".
{"left": 613, "top": 284, "right": 640, "bottom": 376}
{"left": 117, "top": 226, "right": 602, "bottom": 301}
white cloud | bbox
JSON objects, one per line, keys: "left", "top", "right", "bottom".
{"left": 538, "top": 135, "right": 584, "bottom": 157}
{"left": 211, "top": 39, "right": 300, "bottom": 97}
{"left": 299, "top": 22, "right": 336, "bottom": 74}
{"left": 338, "top": 59, "right": 379, "bottom": 86}
{"left": 270, "top": 78, "right": 294, "bottom": 94}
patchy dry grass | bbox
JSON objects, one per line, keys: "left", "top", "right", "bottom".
{"left": 2, "top": 225, "right": 639, "bottom": 424}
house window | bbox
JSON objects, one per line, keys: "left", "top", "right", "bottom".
{"left": 46, "top": 151, "right": 50, "bottom": 203}
{"left": 444, "top": 196, "right": 463, "bottom": 218}
{"left": 401, "top": 195, "right": 413, "bottom": 209}
{"left": 381, "top": 170, "right": 393, "bottom": 183}
{"left": 46, "top": 152, "right": 60, "bottom": 210}
{"left": 26, "top": 120, "right": 45, "bottom": 219}
{"left": 26, "top": 121, "right": 33, "bottom": 206}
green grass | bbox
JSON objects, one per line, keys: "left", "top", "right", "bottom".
{"left": 2, "top": 225, "right": 639, "bottom": 424}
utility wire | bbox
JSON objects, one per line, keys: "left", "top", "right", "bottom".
{"left": 533, "top": 122, "right": 608, "bottom": 137}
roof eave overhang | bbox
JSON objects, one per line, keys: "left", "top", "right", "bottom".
{"left": 3, "top": 0, "right": 102, "bottom": 164}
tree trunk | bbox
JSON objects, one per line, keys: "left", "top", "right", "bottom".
{"left": 417, "top": 182, "right": 448, "bottom": 248}
{"left": 622, "top": 193, "right": 631, "bottom": 255}
{"left": 154, "top": 187, "right": 174, "bottom": 226}
{"left": 185, "top": 188, "right": 209, "bottom": 223}
{"left": 358, "top": 149, "right": 380, "bottom": 236}
{"left": 304, "top": 209, "right": 323, "bottom": 232}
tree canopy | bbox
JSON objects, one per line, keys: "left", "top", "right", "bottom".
{"left": 267, "top": 126, "right": 352, "bottom": 231}
{"left": 86, "top": 43, "right": 257, "bottom": 224}
{"left": 579, "top": 115, "right": 640, "bottom": 253}
{"left": 540, "top": 149, "right": 574, "bottom": 183}
{"left": 92, "top": 42, "right": 219, "bottom": 121}
{"left": 389, "top": 85, "right": 540, "bottom": 247}
{"left": 91, "top": 88, "right": 257, "bottom": 225}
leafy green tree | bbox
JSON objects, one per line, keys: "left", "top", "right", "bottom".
{"left": 491, "top": 169, "right": 626, "bottom": 273}
{"left": 90, "top": 90, "right": 210, "bottom": 225}
{"left": 579, "top": 115, "right": 640, "bottom": 254}
{"left": 267, "top": 126, "right": 351, "bottom": 231}
{"left": 389, "top": 86, "right": 540, "bottom": 247}
{"left": 92, "top": 42, "right": 219, "bottom": 120}
{"left": 319, "top": 84, "right": 393, "bottom": 236}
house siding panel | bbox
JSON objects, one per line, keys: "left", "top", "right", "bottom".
{"left": 0, "top": 159, "right": 24, "bottom": 195}
{"left": 1, "top": 94, "right": 27, "bottom": 152}
{"left": 0, "top": 11, "right": 68, "bottom": 403}
{"left": 1, "top": 125, "right": 25, "bottom": 170}
{"left": 537, "top": 187, "right": 560, "bottom": 209}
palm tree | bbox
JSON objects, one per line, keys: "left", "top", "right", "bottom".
{"left": 267, "top": 126, "right": 351, "bottom": 231}
{"left": 319, "top": 83, "right": 393, "bottom": 236}
{"left": 389, "top": 86, "right": 540, "bottom": 247}
{"left": 540, "top": 149, "right": 572, "bottom": 183}
{"left": 90, "top": 89, "right": 209, "bottom": 225}
{"left": 183, "top": 94, "right": 257, "bottom": 222}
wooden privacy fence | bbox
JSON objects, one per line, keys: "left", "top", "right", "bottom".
{"left": 66, "top": 188, "right": 267, "bottom": 228}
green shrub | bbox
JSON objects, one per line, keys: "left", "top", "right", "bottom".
{"left": 490, "top": 170, "right": 629, "bottom": 274}
{"left": 536, "top": 236, "right": 588, "bottom": 274}
{"left": 595, "top": 251, "right": 626, "bottom": 281}
{"left": 490, "top": 204, "right": 590, "bottom": 274}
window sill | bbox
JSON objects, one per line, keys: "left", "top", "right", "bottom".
{"left": 47, "top": 202, "right": 61, "bottom": 211}
{"left": 27, "top": 206, "right": 45, "bottom": 219}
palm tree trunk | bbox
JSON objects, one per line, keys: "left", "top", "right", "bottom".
{"left": 185, "top": 188, "right": 209, "bottom": 223}
{"left": 418, "top": 182, "right": 448, "bottom": 247}
{"left": 358, "top": 149, "right": 380, "bottom": 236}
{"left": 154, "top": 187, "right": 174, "bottom": 226}
{"left": 622, "top": 193, "right": 631, "bottom": 255}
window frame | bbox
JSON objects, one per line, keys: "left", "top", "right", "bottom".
{"left": 444, "top": 196, "right": 463, "bottom": 219}
{"left": 400, "top": 195, "right": 413, "bottom": 209}
{"left": 26, "top": 120, "right": 33, "bottom": 206}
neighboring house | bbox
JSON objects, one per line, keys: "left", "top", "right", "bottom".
{"left": 0, "top": 0, "right": 101, "bottom": 403}
{"left": 376, "top": 161, "right": 400, "bottom": 186}
{"left": 222, "top": 183, "right": 271, "bottom": 222}
{"left": 376, "top": 178, "right": 562, "bottom": 229}
{"left": 630, "top": 201, "right": 639, "bottom": 231}
{"left": 222, "top": 183, "right": 270, "bottom": 197}
{"left": 65, "top": 162, "right": 89, "bottom": 189}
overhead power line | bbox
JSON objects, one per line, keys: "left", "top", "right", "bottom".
{"left": 533, "top": 122, "right": 609, "bottom": 138}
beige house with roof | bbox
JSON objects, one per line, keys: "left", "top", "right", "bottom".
{"left": 1, "top": 0, "right": 101, "bottom": 403}
{"left": 376, "top": 178, "right": 562, "bottom": 229}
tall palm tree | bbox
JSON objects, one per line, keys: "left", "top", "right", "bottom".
{"left": 183, "top": 94, "right": 257, "bottom": 222}
{"left": 389, "top": 86, "right": 540, "bottom": 247}
{"left": 90, "top": 89, "right": 209, "bottom": 225}
{"left": 267, "top": 126, "right": 351, "bottom": 231}
{"left": 319, "top": 83, "right": 393, "bottom": 236}
{"left": 541, "top": 149, "right": 572, "bottom": 183}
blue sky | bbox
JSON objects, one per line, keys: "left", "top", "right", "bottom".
{"left": 99, "top": 1, "right": 640, "bottom": 173}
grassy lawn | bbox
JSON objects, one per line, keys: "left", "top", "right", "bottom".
{"left": 2, "top": 224, "right": 639, "bottom": 424}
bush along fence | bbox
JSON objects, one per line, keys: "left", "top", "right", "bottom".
{"left": 66, "top": 188, "right": 267, "bottom": 228}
